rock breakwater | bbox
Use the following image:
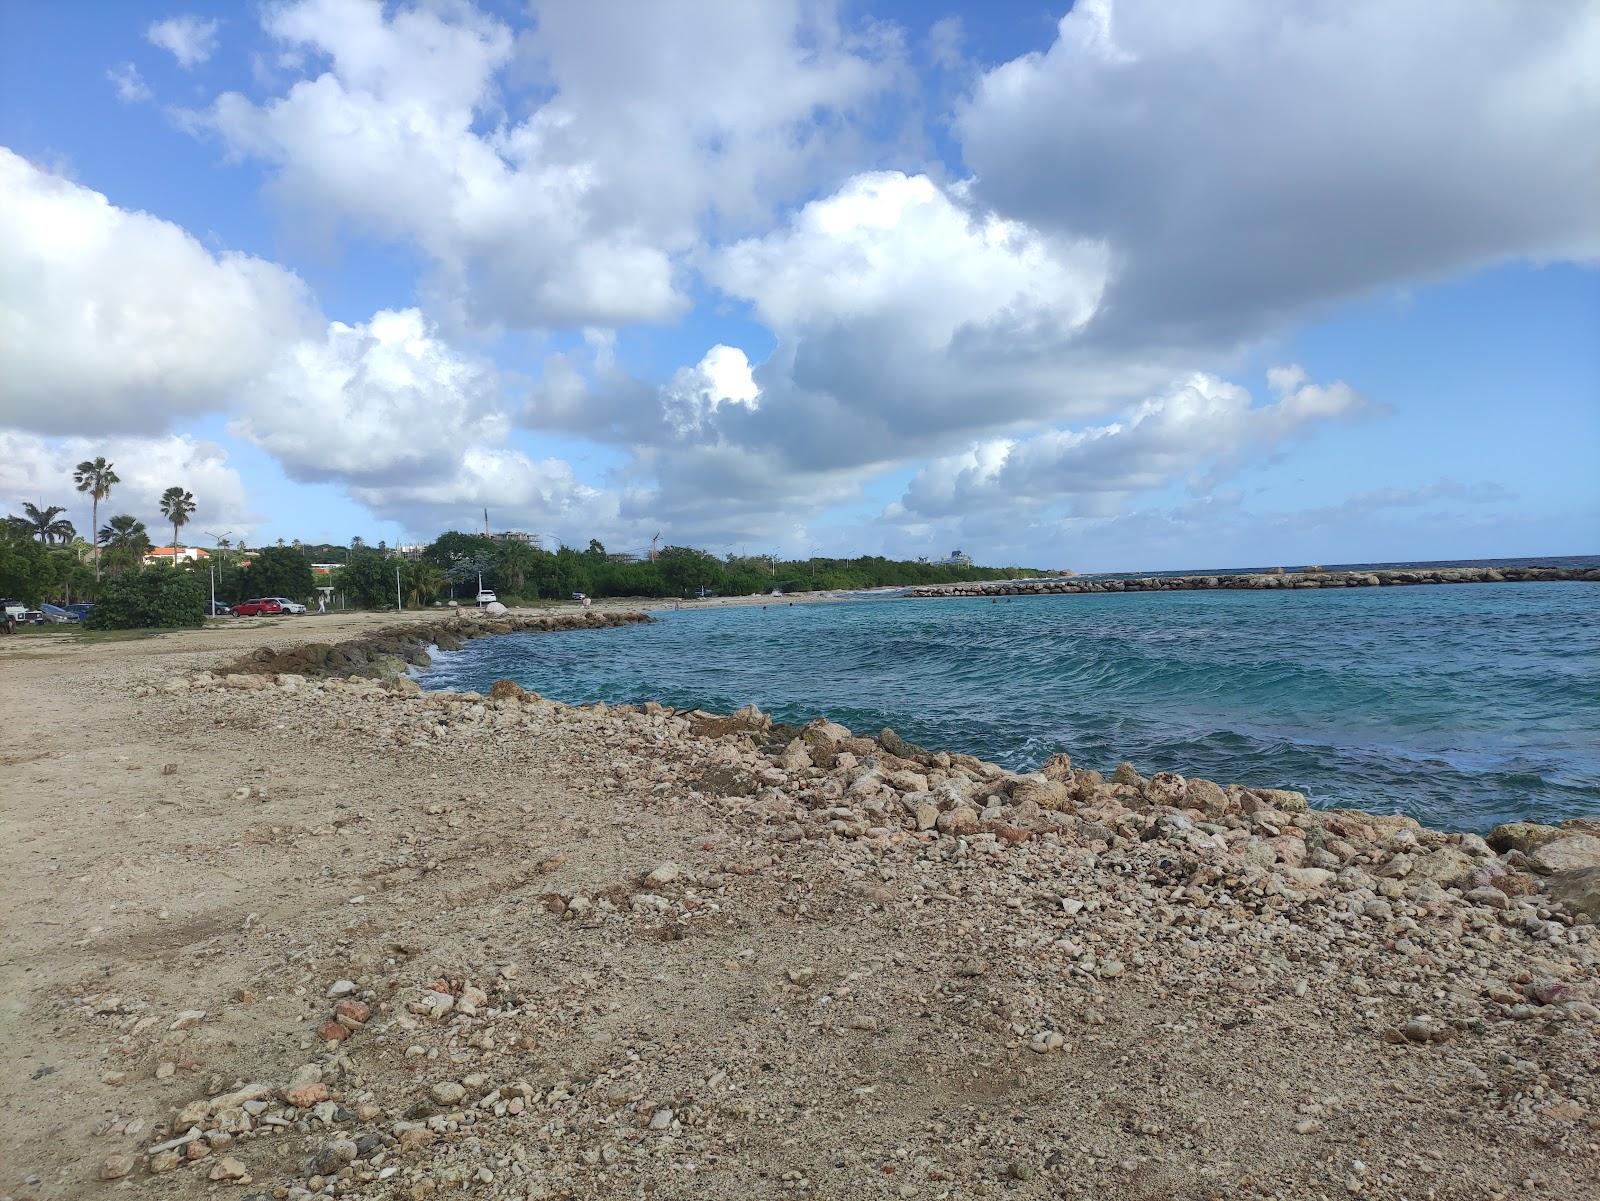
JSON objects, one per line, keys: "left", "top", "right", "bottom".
{"left": 216, "top": 608, "right": 652, "bottom": 681}
{"left": 908, "top": 563, "right": 1600, "bottom": 598}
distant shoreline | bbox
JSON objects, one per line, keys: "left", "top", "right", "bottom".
{"left": 905, "top": 563, "right": 1600, "bottom": 599}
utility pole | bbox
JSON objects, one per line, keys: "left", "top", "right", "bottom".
{"left": 396, "top": 564, "right": 403, "bottom": 611}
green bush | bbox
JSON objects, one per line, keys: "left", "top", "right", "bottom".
{"left": 85, "top": 570, "right": 208, "bottom": 629}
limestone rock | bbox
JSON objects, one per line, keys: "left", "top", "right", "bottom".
{"left": 1547, "top": 867, "right": 1600, "bottom": 919}
{"left": 1486, "top": 821, "right": 1560, "bottom": 854}
{"left": 487, "top": 678, "right": 527, "bottom": 701}
{"left": 935, "top": 806, "right": 980, "bottom": 836}
{"left": 1528, "top": 834, "right": 1600, "bottom": 875}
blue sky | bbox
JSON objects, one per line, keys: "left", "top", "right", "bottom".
{"left": 1, "top": 0, "right": 1596, "bottom": 571}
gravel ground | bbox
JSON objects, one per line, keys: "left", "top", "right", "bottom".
{"left": 1, "top": 612, "right": 1596, "bottom": 1201}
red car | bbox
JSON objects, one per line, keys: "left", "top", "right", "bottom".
{"left": 233, "top": 598, "right": 285, "bottom": 617}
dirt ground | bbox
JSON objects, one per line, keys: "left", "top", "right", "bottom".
{"left": 1, "top": 613, "right": 1596, "bottom": 1201}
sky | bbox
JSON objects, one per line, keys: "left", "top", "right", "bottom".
{"left": 0, "top": 0, "right": 1596, "bottom": 573}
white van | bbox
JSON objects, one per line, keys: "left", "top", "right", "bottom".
{"left": 476, "top": 589, "right": 498, "bottom": 607}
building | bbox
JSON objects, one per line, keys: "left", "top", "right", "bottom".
{"left": 946, "top": 549, "right": 973, "bottom": 567}
{"left": 607, "top": 552, "right": 640, "bottom": 563}
{"left": 143, "top": 546, "right": 209, "bottom": 567}
{"left": 395, "top": 543, "right": 427, "bottom": 560}
{"left": 310, "top": 563, "right": 342, "bottom": 576}
{"left": 491, "top": 530, "right": 540, "bottom": 547}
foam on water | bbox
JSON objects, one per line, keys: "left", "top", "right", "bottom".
{"left": 416, "top": 581, "right": 1600, "bottom": 831}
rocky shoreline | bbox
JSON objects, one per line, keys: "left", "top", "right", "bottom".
{"left": 907, "top": 564, "right": 1600, "bottom": 598}
{"left": 7, "top": 611, "right": 1598, "bottom": 1200}
{"left": 217, "top": 609, "right": 652, "bottom": 681}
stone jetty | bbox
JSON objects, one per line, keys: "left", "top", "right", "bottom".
{"left": 216, "top": 607, "right": 653, "bottom": 681}
{"left": 907, "top": 563, "right": 1599, "bottom": 598}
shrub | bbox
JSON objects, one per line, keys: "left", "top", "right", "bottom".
{"left": 85, "top": 570, "right": 207, "bottom": 629}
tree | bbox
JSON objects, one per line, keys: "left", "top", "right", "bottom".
{"left": 239, "top": 546, "right": 315, "bottom": 601}
{"left": 158, "top": 487, "right": 196, "bottom": 552}
{"left": 335, "top": 549, "right": 399, "bottom": 608}
{"left": 73, "top": 457, "right": 119, "bottom": 578}
{"left": 404, "top": 559, "right": 446, "bottom": 606}
{"left": 0, "top": 526, "right": 54, "bottom": 604}
{"left": 85, "top": 569, "right": 206, "bottom": 629}
{"left": 656, "top": 545, "right": 723, "bottom": 596}
{"left": 12, "top": 502, "right": 76, "bottom": 545}
{"left": 98, "top": 515, "right": 151, "bottom": 575}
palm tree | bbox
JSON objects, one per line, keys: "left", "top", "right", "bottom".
{"left": 98, "top": 514, "right": 151, "bottom": 573}
{"left": 158, "top": 487, "right": 196, "bottom": 557}
{"left": 12, "top": 502, "right": 76, "bottom": 545}
{"left": 405, "top": 560, "right": 445, "bottom": 606}
{"left": 73, "top": 457, "right": 119, "bottom": 578}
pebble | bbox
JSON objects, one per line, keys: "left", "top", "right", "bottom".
{"left": 647, "top": 861, "right": 681, "bottom": 884}
{"left": 327, "top": 979, "right": 357, "bottom": 997}
{"left": 98, "top": 1154, "right": 135, "bottom": 1180}
{"left": 431, "top": 1081, "right": 466, "bottom": 1105}
{"left": 649, "top": 1107, "right": 675, "bottom": 1131}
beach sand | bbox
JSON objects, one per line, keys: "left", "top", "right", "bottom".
{"left": 1, "top": 611, "right": 1596, "bottom": 1200}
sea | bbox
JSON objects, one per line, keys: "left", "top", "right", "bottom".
{"left": 417, "top": 558, "right": 1600, "bottom": 833}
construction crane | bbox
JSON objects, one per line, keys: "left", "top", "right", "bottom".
{"left": 649, "top": 532, "right": 661, "bottom": 561}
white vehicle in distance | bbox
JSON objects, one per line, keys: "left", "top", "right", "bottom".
{"left": 476, "top": 588, "right": 498, "bottom": 607}
{"left": 266, "top": 597, "right": 308, "bottom": 614}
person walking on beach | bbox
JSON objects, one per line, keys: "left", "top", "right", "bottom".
{"left": 318, "top": 594, "right": 327, "bottom": 614}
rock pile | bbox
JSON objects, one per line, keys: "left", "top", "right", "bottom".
{"left": 908, "top": 564, "right": 1600, "bottom": 598}
{"left": 213, "top": 609, "right": 652, "bottom": 681}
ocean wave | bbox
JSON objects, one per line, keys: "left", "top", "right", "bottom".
{"left": 417, "top": 583, "right": 1600, "bottom": 831}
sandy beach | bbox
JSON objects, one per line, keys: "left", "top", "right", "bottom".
{"left": 2, "top": 611, "right": 1597, "bottom": 1201}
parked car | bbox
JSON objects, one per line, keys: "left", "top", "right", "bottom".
{"left": 21, "top": 609, "right": 46, "bottom": 624}
{"left": 39, "top": 603, "right": 80, "bottom": 623}
{"left": 66, "top": 602, "right": 93, "bottom": 620}
{"left": 265, "top": 596, "right": 307, "bottom": 614}
{"left": 233, "top": 598, "right": 285, "bottom": 617}
{"left": 476, "top": 589, "right": 498, "bottom": 606}
{"left": 208, "top": 600, "right": 233, "bottom": 616}
{"left": 1, "top": 598, "right": 27, "bottom": 623}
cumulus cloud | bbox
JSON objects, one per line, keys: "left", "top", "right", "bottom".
{"left": 0, "top": 430, "right": 259, "bottom": 541}
{"left": 194, "top": 0, "right": 901, "bottom": 330}
{"left": 662, "top": 346, "right": 760, "bottom": 436}
{"left": 231, "top": 308, "right": 508, "bottom": 485}
{"left": 958, "top": 0, "right": 1600, "bottom": 343}
{"left": 892, "top": 369, "right": 1377, "bottom": 519}
{"left": 694, "top": 171, "right": 1124, "bottom": 457}
{"left": 108, "top": 63, "right": 153, "bottom": 103}
{"left": 346, "top": 446, "right": 639, "bottom": 548}
{"left": 147, "top": 15, "right": 221, "bottom": 69}
{"left": 0, "top": 148, "right": 319, "bottom": 435}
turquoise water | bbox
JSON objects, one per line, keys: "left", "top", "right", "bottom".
{"left": 417, "top": 582, "right": 1600, "bottom": 831}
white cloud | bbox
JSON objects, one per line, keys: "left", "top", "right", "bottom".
{"left": 347, "top": 446, "right": 636, "bottom": 547}
{"left": 714, "top": 171, "right": 1104, "bottom": 348}
{"left": 0, "top": 431, "right": 258, "bottom": 542}
{"left": 0, "top": 149, "right": 319, "bottom": 435}
{"left": 194, "top": 0, "right": 901, "bottom": 331}
{"left": 893, "top": 369, "right": 1378, "bottom": 518}
{"left": 684, "top": 170, "right": 1127, "bottom": 467}
{"left": 958, "top": 0, "right": 1600, "bottom": 342}
{"left": 147, "top": 15, "right": 221, "bottom": 69}
{"left": 231, "top": 308, "right": 508, "bottom": 485}
{"left": 108, "top": 63, "right": 152, "bottom": 103}
{"left": 662, "top": 345, "right": 760, "bottom": 435}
